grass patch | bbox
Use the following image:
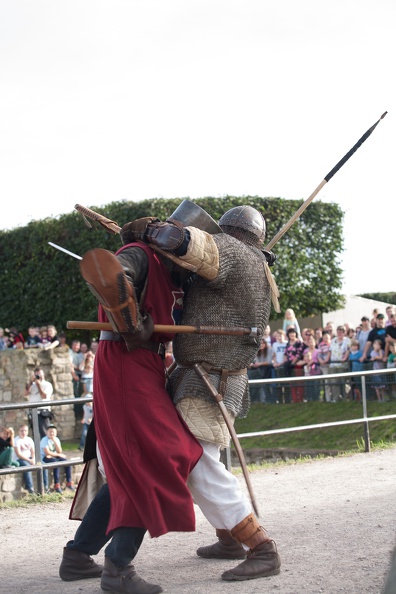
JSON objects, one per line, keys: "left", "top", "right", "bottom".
{"left": 0, "top": 490, "right": 75, "bottom": 509}
{"left": 234, "top": 400, "right": 396, "bottom": 451}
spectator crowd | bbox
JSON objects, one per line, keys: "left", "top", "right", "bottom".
{"left": 0, "top": 327, "right": 97, "bottom": 493}
{"left": 248, "top": 306, "right": 396, "bottom": 404}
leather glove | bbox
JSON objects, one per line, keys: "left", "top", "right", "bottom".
{"left": 263, "top": 249, "right": 276, "bottom": 267}
{"left": 120, "top": 313, "right": 154, "bottom": 352}
{"left": 121, "top": 217, "right": 160, "bottom": 245}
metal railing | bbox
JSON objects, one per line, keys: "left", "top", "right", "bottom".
{"left": 1, "top": 367, "right": 396, "bottom": 491}
{"left": 0, "top": 395, "right": 92, "bottom": 494}
{"left": 242, "top": 366, "right": 396, "bottom": 453}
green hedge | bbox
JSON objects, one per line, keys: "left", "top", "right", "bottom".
{"left": 0, "top": 196, "right": 344, "bottom": 341}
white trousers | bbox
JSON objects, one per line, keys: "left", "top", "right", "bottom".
{"left": 187, "top": 439, "right": 252, "bottom": 531}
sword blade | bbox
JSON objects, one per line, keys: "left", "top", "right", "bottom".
{"left": 48, "top": 242, "right": 82, "bottom": 261}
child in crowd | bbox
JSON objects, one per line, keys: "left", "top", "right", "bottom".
{"left": 24, "top": 326, "right": 40, "bottom": 348}
{"left": 0, "top": 327, "right": 8, "bottom": 350}
{"left": 40, "top": 425, "right": 74, "bottom": 493}
{"left": 317, "top": 331, "right": 332, "bottom": 402}
{"left": 314, "top": 327, "right": 323, "bottom": 347}
{"left": 38, "top": 326, "right": 51, "bottom": 348}
{"left": 248, "top": 339, "right": 274, "bottom": 403}
{"left": 387, "top": 342, "right": 396, "bottom": 368}
{"left": 271, "top": 329, "right": 287, "bottom": 403}
{"left": 282, "top": 308, "right": 301, "bottom": 338}
{"left": 348, "top": 339, "right": 364, "bottom": 400}
{"left": 302, "top": 351, "right": 321, "bottom": 402}
{"left": 370, "top": 339, "right": 386, "bottom": 402}
{"left": 80, "top": 352, "right": 95, "bottom": 394}
{"left": 272, "top": 329, "right": 287, "bottom": 368}
{"left": 387, "top": 343, "right": 396, "bottom": 398}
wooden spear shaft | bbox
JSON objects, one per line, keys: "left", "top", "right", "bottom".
{"left": 265, "top": 111, "right": 387, "bottom": 251}
{"left": 67, "top": 320, "right": 258, "bottom": 336}
{"left": 74, "top": 203, "right": 198, "bottom": 272}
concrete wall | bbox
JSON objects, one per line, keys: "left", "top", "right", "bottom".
{"left": 322, "top": 295, "right": 396, "bottom": 330}
{"left": 0, "top": 347, "right": 76, "bottom": 439}
{"left": 271, "top": 296, "right": 396, "bottom": 336}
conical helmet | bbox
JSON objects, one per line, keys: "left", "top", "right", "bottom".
{"left": 167, "top": 200, "right": 222, "bottom": 235}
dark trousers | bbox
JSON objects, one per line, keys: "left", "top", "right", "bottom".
{"left": 67, "top": 483, "right": 146, "bottom": 566}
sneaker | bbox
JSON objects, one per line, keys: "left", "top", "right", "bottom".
{"left": 66, "top": 483, "right": 75, "bottom": 491}
{"left": 54, "top": 483, "right": 63, "bottom": 494}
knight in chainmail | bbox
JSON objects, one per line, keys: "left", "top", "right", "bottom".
{"left": 122, "top": 203, "right": 281, "bottom": 583}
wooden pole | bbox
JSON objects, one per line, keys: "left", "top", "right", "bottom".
{"left": 67, "top": 320, "right": 257, "bottom": 336}
{"left": 265, "top": 112, "right": 387, "bottom": 250}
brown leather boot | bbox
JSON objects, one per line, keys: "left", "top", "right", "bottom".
{"left": 100, "top": 556, "right": 163, "bottom": 594}
{"left": 196, "top": 529, "right": 246, "bottom": 559}
{"left": 59, "top": 547, "right": 104, "bottom": 581}
{"left": 221, "top": 513, "right": 281, "bottom": 581}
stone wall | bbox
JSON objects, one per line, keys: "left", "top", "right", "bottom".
{"left": 0, "top": 347, "right": 76, "bottom": 439}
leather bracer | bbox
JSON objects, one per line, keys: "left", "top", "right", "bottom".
{"left": 145, "top": 221, "right": 188, "bottom": 253}
{"left": 80, "top": 248, "right": 140, "bottom": 334}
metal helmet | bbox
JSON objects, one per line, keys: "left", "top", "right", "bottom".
{"left": 167, "top": 200, "right": 222, "bottom": 235}
{"left": 218, "top": 205, "right": 266, "bottom": 247}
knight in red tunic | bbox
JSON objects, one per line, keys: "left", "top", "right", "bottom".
{"left": 60, "top": 239, "right": 202, "bottom": 594}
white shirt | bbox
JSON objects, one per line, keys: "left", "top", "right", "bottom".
{"left": 14, "top": 435, "right": 35, "bottom": 461}
{"left": 28, "top": 379, "right": 53, "bottom": 410}
{"left": 272, "top": 341, "right": 287, "bottom": 364}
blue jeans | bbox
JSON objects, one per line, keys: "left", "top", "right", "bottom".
{"left": 79, "top": 423, "right": 89, "bottom": 448}
{"left": 42, "top": 457, "right": 72, "bottom": 488}
{"left": 67, "top": 483, "right": 146, "bottom": 566}
{"left": 17, "top": 459, "right": 34, "bottom": 491}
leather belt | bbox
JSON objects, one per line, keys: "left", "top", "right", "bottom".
{"left": 99, "top": 331, "right": 165, "bottom": 358}
{"left": 177, "top": 362, "right": 247, "bottom": 398}
{"left": 176, "top": 362, "right": 247, "bottom": 376}
{"left": 100, "top": 331, "right": 122, "bottom": 341}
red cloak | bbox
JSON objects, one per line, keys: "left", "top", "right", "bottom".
{"left": 93, "top": 243, "right": 202, "bottom": 537}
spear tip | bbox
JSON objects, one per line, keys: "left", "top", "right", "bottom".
{"left": 380, "top": 111, "right": 388, "bottom": 119}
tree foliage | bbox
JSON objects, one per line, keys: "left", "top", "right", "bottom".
{"left": 0, "top": 196, "right": 345, "bottom": 339}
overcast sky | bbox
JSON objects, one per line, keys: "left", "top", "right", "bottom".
{"left": 0, "top": 0, "right": 394, "bottom": 297}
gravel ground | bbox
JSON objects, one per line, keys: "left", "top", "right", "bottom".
{"left": 1, "top": 448, "right": 395, "bottom": 594}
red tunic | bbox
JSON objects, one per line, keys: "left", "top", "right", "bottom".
{"left": 93, "top": 243, "right": 202, "bottom": 537}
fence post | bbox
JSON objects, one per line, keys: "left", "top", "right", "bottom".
{"left": 221, "top": 446, "right": 232, "bottom": 471}
{"left": 361, "top": 376, "right": 370, "bottom": 453}
{"left": 30, "top": 408, "right": 45, "bottom": 495}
